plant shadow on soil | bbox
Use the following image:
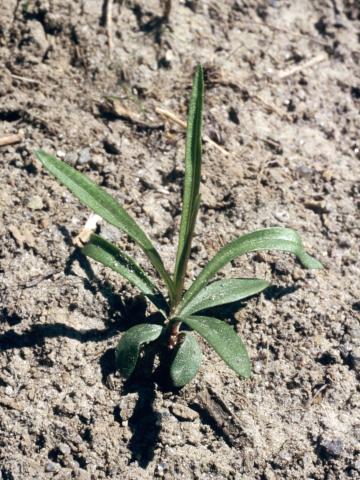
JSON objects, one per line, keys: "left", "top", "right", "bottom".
{"left": 113, "top": 379, "right": 161, "bottom": 468}
{"left": 0, "top": 248, "right": 135, "bottom": 351}
{"left": 100, "top": 344, "right": 161, "bottom": 467}
{"left": 0, "top": 247, "right": 167, "bottom": 468}
{"left": 0, "top": 244, "right": 299, "bottom": 469}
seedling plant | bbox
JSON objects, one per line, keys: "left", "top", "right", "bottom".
{"left": 35, "top": 66, "right": 322, "bottom": 387}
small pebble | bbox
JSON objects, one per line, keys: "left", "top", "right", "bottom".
{"left": 64, "top": 151, "right": 78, "bottom": 166}
{"left": 156, "top": 462, "right": 166, "bottom": 476}
{"left": 58, "top": 443, "right": 71, "bottom": 455}
{"left": 91, "top": 154, "right": 105, "bottom": 167}
{"left": 292, "top": 267, "right": 305, "bottom": 281}
{"left": 45, "top": 462, "right": 58, "bottom": 472}
{"left": 170, "top": 404, "right": 199, "bottom": 421}
{"left": 28, "top": 195, "right": 43, "bottom": 210}
{"left": 78, "top": 148, "right": 91, "bottom": 165}
{"left": 118, "top": 393, "right": 138, "bottom": 421}
{"left": 273, "top": 210, "right": 289, "bottom": 223}
{"left": 5, "top": 385, "right": 13, "bottom": 396}
{"left": 253, "top": 361, "right": 263, "bottom": 373}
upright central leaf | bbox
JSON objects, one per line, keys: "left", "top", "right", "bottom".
{"left": 173, "top": 65, "right": 204, "bottom": 305}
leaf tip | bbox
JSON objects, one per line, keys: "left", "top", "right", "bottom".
{"left": 241, "top": 364, "right": 252, "bottom": 379}
{"left": 196, "top": 63, "right": 203, "bottom": 75}
{"left": 299, "top": 253, "right": 323, "bottom": 270}
{"left": 193, "top": 64, "right": 204, "bottom": 93}
{"left": 235, "top": 351, "right": 252, "bottom": 379}
{"left": 260, "top": 279, "right": 271, "bottom": 289}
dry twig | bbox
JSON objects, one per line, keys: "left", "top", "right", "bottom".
{"left": 195, "top": 384, "right": 248, "bottom": 447}
{"left": 10, "top": 73, "right": 44, "bottom": 85}
{"left": 155, "top": 106, "right": 230, "bottom": 156}
{"left": 306, "top": 383, "right": 329, "bottom": 407}
{"left": 20, "top": 270, "right": 60, "bottom": 289}
{"left": 278, "top": 53, "right": 327, "bottom": 80}
{"left": 101, "top": 98, "right": 163, "bottom": 129}
{"left": 106, "top": 0, "right": 114, "bottom": 59}
{"left": 0, "top": 132, "right": 23, "bottom": 147}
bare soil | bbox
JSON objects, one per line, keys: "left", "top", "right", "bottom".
{"left": 1, "top": 1, "right": 359, "bottom": 479}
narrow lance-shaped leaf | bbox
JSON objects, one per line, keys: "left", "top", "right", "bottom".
{"left": 178, "top": 278, "right": 270, "bottom": 317}
{"left": 173, "top": 193, "right": 200, "bottom": 304}
{"left": 116, "top": 324, "right": 163, "bottom": 379}
{"left": 170, "top": 332, "right": 202, "bottom": 387}
{"left": 179, "top": 227, "right": 322, "bottom": 312}
{"left": 82, "top": 233, "right": 169, "bottom": 313}
{"left": 173, "top": 65, "right": 204, "bottom": 304}
{"left": 180, "top": 315, "right": 251, "bottom": 378}
{"left": 35, "top": 150, "right": 175, "bottom": 302}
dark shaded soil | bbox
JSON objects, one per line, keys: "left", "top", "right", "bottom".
{"left": 0, "top": 1, "right": 359, "bottom": 479}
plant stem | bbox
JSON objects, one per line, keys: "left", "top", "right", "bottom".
{"left": 165, "top": 318, "right": 181, "bottom": 350}
{"left": 168, "top": 322, "right": 180, "bottom": 349}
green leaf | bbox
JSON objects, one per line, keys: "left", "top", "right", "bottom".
{"left": 178, "top": 278, "right": 270, "bottom": 317}
{"left": 180, "top": 315, "right": 251, "bottom": 378}
{"left": 179, "top": 227, "right": 322, "bottom": 312}
{"left": 82, "top": 233, "right": 169, "bottom": 313}
{"left": 115, "top": 324, "right": 163, "bottom": 379}
{"left": 170, "top": 332, "right": 202, "bottom": 387}
{"left": 173, "top": 65, "right": 204, "bottom": 304}
{"left": 35, "top": 149, "right": 175, "bottom": 301}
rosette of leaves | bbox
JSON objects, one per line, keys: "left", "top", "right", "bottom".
{"left": 35, "top": 66, "right": 322, "bottom": 387}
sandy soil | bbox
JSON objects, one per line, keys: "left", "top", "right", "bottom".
{"left": 0, "top": 1, "right": 359, "bottom": 479}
